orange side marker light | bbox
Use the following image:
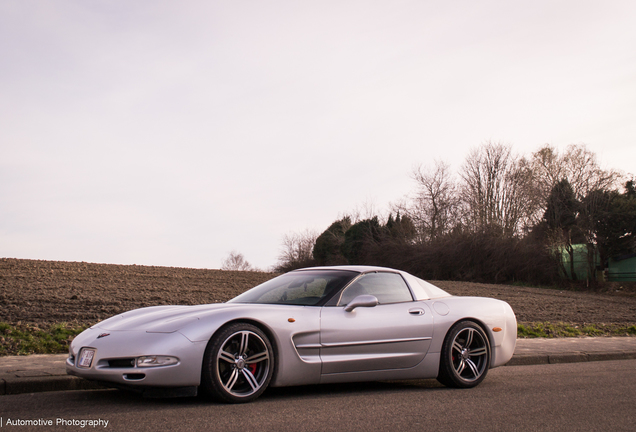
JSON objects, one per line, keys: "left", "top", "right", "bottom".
{"left": 492, "top": 327, "right": 502, "bottom": 332}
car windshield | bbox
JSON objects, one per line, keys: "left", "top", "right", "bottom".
{"left": 228, "top": 270, "right": 358, "bottom": 306}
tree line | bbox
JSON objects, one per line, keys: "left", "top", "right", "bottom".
{"left": 274, "top": 142, "right": 636, "bottom": 286}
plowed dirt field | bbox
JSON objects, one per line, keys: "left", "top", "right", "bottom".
{"left": 1, "top": 258, "right": 635, "bottom": 328}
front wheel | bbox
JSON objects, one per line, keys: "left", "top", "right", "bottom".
{"left": 437, "top": 320, "right": 490, "bottom": 388}
{"left": 201, "top": 323, "right": 274, "bottom": 403}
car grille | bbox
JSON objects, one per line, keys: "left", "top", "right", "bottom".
{"left": 107, "top": 358, "right": 136, "bottom": 368}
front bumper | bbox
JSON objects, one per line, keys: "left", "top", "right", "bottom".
{"left": 66, "top": 327, "right": 207, "bottom": 388}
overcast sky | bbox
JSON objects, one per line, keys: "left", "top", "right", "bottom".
{"left": 1, "top": 1, "right": 635, "bottom": 270}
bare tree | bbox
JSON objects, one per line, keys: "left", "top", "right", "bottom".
{"left": 459, "top": 142, "right": 535, "bottom": 236}
{"left": 275, "top": 229, "right": 318, "bottom": 271}
{"left": 529, "top": 144, "right": 621, "bottom": 210}
{"left": 344, "top": 199, "right": 383, "bottom": 225}
{"left": 221, "top": 251, "right": 254, "bottom": 271}
{"left": 403, "top": 160, "right": 460, "bottom": 242}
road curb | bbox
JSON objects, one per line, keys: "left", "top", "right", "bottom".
{"left": 506, "top": 351, "right": 636, "bottom": 366}
{"left": 0, "top": 375, "right": 104, "bottom": 396}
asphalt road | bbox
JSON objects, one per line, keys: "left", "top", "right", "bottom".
{"left": 1, "top": 360, "right": 634, "bottom": 432}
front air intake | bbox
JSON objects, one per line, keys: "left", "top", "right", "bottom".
{"left": 123, "top": 373, "right": 146, "bottom": 381}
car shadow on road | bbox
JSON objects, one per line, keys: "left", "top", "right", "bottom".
{"left": 47, "top": 378, "right": 461, "bottom": 415}
{"left": 261, "top": 378, "right": 449, "bottom": 401}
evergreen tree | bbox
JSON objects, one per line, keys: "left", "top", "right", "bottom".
{"left": 544, "top": 179, "right": 579, "bottom": 279}
{"left": 312, "top": 217, "right": 351, "bottom": 265}
{"left": 592, "top": 181, "right": 636, "bottom": 263}
{"left": 341, "top": 217, "right": 382, "bottom": 264}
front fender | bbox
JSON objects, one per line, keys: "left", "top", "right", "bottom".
{"left": 177, "top": 304, "right": 324, "bottom": 387}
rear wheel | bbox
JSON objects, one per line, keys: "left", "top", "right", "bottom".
{"left": 437, "top": 320, "right": 490, "bottom": 388}
{"left": 201, "top": 323, "right": 273, "bottom": 403}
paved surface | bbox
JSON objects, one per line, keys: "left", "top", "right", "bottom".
{"left": 1, "top": 337, "right": 635, "bottom": 396}
{"left": 4, "top": 360, "right": 636, "bottom": 431}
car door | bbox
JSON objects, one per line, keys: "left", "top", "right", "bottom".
{"left": 319, "top": 272, "right": 434, "bottom": 375}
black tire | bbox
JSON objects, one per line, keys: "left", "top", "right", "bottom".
{"left": 201, "top": 323, "right": 274, "bottom": 403}
{"left": 437, "top": 320, "right": 490, "bottom": 388}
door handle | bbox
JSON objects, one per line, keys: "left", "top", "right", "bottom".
{"left": 409, "top": 308, "right": 425, "bottom": 316}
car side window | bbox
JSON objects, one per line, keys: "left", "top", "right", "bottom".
{"left": 338, "top": 272, "right": 413, "bottom": 306}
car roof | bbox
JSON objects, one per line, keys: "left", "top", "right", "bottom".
{"left": 292, "top": 265, "right": 398, "bottom": 274}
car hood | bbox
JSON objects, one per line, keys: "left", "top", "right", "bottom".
{"left": 93, "top": 303, "right": 238, "bottom": 333}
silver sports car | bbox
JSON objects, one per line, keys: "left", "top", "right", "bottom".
{"left": 67, "top": 266, "right": 517, "bottom": 403}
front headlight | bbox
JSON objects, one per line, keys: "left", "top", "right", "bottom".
{"left": 136, "top": 356, "right": 179, "bottom": 367}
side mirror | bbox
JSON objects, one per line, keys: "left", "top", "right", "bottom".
{"left": 344, "top": 295, "right": 379, "bottom": 312}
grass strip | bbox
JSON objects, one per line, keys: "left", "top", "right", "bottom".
{"left": 0, "top": 322, "right": 89, "bottom": 356}
{"left": 517, "top": 322, "right": 636, "bottom": 338}
{"left": 2, "top": 321, "right": 636, "bottom": 356}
